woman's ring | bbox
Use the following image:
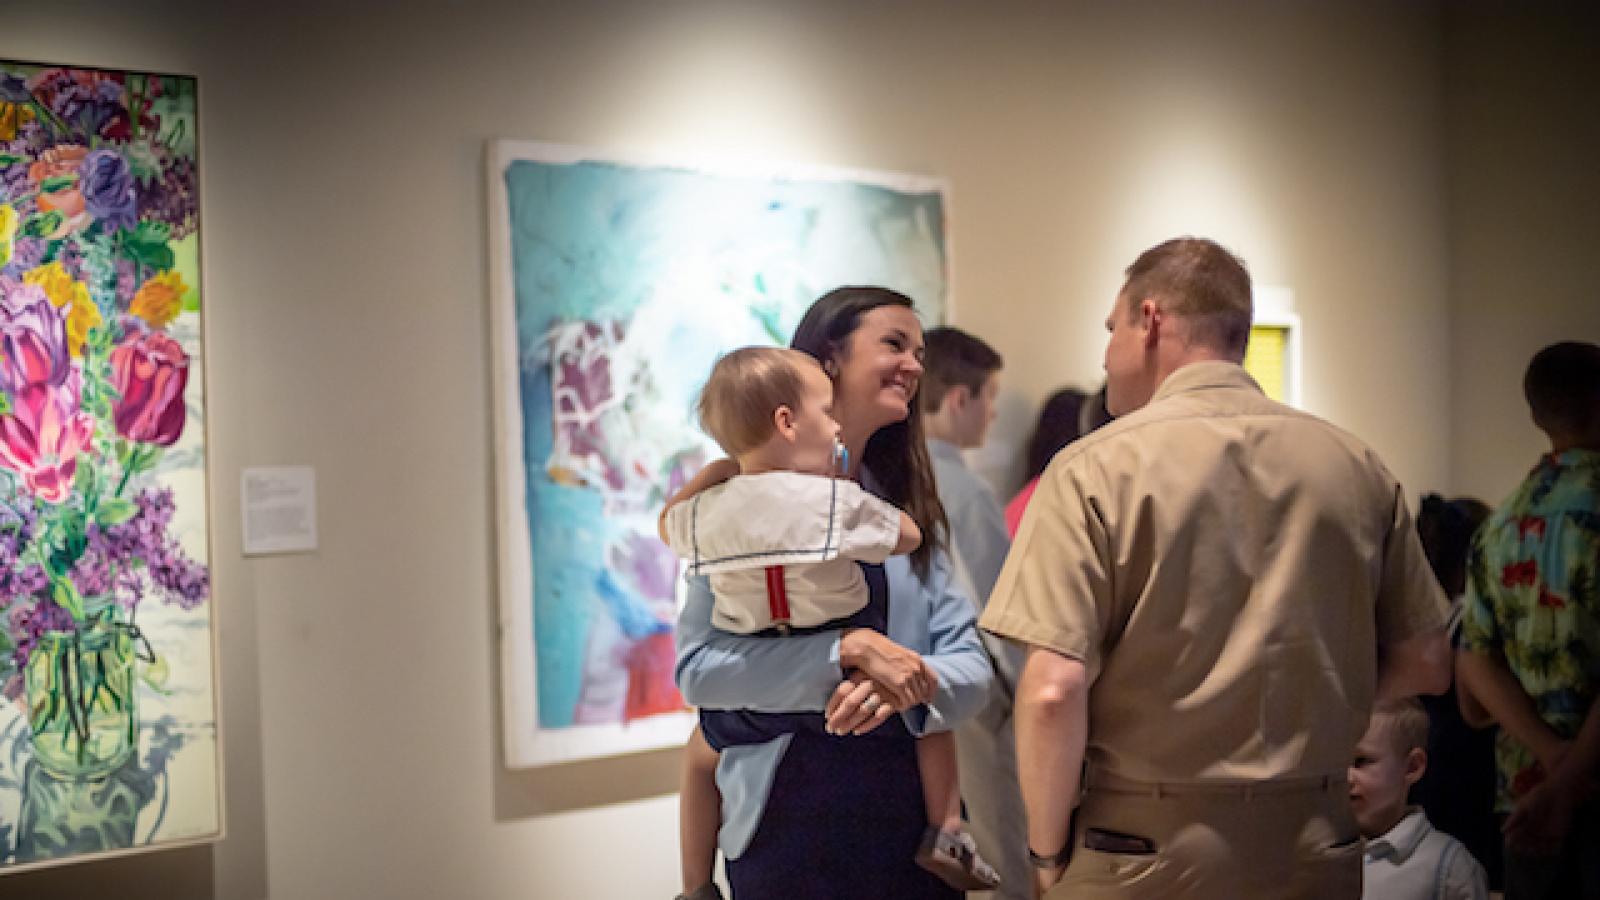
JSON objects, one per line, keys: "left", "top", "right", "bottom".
{"left": 862, "top": 695, "right": 882, "bottom": 713}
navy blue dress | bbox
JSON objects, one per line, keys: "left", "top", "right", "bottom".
{"left": 704, "top": 563, "right": 959, "bottom": 900}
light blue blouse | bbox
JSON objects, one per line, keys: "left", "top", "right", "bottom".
{"left": 674, "top": 548, "right": 995, "bottom": 858}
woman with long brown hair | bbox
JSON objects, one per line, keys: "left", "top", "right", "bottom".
{"left": 675, "top": 287, "right": 993, "bottom": 898}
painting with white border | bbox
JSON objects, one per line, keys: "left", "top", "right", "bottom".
{"left": 488, "top": 141, "right": 948, "bottom": 766}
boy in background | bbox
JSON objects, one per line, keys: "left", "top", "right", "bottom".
{"left": 1349, "top": 699, "right": 1488, "bottom": 900}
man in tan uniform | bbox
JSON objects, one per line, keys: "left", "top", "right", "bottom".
{"left": 979, "top": 237, "right": 1453, "bottom": 899}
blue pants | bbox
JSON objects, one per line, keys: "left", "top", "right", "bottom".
{"left": 726, "top": 728, "right": 958, "bottom": 900}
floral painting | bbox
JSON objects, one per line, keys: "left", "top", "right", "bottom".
{"left": 0, "top": 60, "right": 217, "bottom": 872}
{"left": 489, "top": 141, "right": 947, "bottom": 766}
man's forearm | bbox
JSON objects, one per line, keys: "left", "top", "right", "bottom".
{"left": 1014, "top": 648, "right": 1089, "bottom": 859}
{"left": 1551, "top": 695, "right": 1600, "bottom": 794}
{"left": 1457, "top": 650, "right": 1566, "bottom": 766}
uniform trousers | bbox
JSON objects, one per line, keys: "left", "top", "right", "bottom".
{"left": 1044, "top": 772, "right": 1360, "bottom": 900}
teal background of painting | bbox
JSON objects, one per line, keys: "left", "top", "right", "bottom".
{"left": 503, "top": 157, "right": 946, "bottom": 728}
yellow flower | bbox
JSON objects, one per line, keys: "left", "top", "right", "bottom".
{"left": 130, "top": 270, "right": 188, "bottom": 330}
{"left": 0, "top": 203, "right": 15, "bottom": 268}
{"left": 0, "top": 103, "right": 34, "bottom": 141}
{"left": 23, "top": 262, "right": 99, "bottom": 357}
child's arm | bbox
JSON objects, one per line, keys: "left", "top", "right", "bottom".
{"left": 658, "top": 458, "right": 740, "bottom": 543}
{"left": 894, "top": 511, "right": 922, "bottom": 556}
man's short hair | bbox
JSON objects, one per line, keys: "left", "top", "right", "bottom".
{"left": 1371, "top": 698, "right": 1431, "bottom": 756}
{"left": 1122, "top": 237, "right": 1253, "bottom": 359}
{"left": 1524, "top": 341, "right": 1600, "bottom": 436}
{"left": 698, "top": 347, "right": 818, "bottom": 456}
{"left": 921, "top": 327, "right": 1003, "bottom": 412}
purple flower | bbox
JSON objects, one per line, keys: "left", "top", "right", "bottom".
{"left": 69, "top": 541, "right": 113, "bottom": 597}
{"left": 2, "top": 237, "right": 46, "bottom": 279}
{"left": 95, "top": 488, "right": 209, "bottom": 611}
{"left": 136, "top": 151, "right": 197, "bottom": 240}
{"left": 6, "top": 594, "right": 73, "bottom": 670}
{"left": 0, "top": 73, "right": 30, "bottom": 105}
{"left": 27, "top": 69, "right": 126, "bottom": 138}
{"left": 80, "top": 147, "right": 138, "bottom": 232}
{"left": 0, "top": 279, "right": 70, "bottom": 390}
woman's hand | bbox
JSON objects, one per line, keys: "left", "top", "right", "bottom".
{"left": 825, "top": 672, "right": 899, "bottom": 735}
{"left": 839, "top": 627, "right": 936, "bottom": 709}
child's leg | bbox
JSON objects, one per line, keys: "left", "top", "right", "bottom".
{"left": 915, "top": 730, "right": 965, "bottom": 832}
{"left": 914, "top": 731, "right": 1002, "bottom": 890}
{"left": 679, "top": 726, "right": 722, "bottom": 895}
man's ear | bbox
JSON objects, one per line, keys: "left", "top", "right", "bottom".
{"left": 945, "top": 384, "right": 972, "bottom": 415}
{"left": 773, "top": 404, "right": 798, "bottom": 441}
{"left": 1139, "top": 298, "right": 1163, "bottom": 349}
{"left": 1402, "top": 747, "right": 1428, "bottom": 789}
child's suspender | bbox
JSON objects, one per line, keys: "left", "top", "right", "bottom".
{"left": 764, "top": 565, "right": 792, "bottom": 635}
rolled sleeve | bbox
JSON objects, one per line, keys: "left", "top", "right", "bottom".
{"left": 674, "top": 574, "right": 845, "bottom": 711}
{"left": 979, "top": 456, "right": 1112, "bottom": 679}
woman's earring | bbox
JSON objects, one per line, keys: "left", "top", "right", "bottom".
{"left": 832, "top": 439, "right": 849, "bottom": 476}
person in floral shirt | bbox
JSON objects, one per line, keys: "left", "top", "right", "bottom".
{"left": 1459, "top": 341, "right": 1600, "bottom": 900}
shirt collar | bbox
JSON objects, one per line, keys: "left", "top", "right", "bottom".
{"left": 1148, "top": 360, "right": 1264, "bottom": 406}
{"left": 1365, "top": 808, "right": 1430, "bottom": 863}
{"left": 926, "top": 438, "right": 966, "bottom": 466}
{"left": 1547, "top": 448, "right": 1600, "bottom": 471}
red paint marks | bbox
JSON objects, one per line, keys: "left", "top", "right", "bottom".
{"left": 1502, "top": 560, "right": 1539, "bottom": 588}
{"left": 623, "top": 632, "right": 685, "bottom": 721}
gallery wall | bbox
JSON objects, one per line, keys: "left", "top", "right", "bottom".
{"left": 1443, "top": 4, "right": 1600, "bottom": 504}
{"left": 1, "top": 1, "right": 1590, "bottom": 898}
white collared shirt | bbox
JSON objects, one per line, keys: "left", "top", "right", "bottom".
{"left": 661, "top": 471, "right": 902, "bottom": 633}
{"left": 1362, "top": 808, "right": 1488, "bottom": 900}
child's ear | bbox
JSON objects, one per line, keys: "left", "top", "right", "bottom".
{"left": 1403, "top": 747, "right": 1428, "bottom": 788}
{"left": 773, "top": 404, "right": 798, "bottom": 441}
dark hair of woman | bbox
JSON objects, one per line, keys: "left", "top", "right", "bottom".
{"left": 1416, "top": 493, "right": 1491, "bottom": 598}
{"left": 791, "top": 286, "right": 948, "bottom": 579}
{"left": 1024, "top": 389, "right": 1087, "bottom": 483}
{"left": 1023, "top": 385, "right": 1113, "bottom": 483}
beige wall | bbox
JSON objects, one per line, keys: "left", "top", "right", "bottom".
{"left": 1444, "top": 4, "right": 1600, "bottom": 504}
{"left": 8, "top": 1, "right": 1567, "bottom": 897}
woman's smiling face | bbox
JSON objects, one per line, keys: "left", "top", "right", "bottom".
{"left": 832, "top": 305, "right": 925, "bottom": 433}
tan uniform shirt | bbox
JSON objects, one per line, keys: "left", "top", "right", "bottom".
{"left": 981, "top": 361, "right": 1448, "bottom": 784}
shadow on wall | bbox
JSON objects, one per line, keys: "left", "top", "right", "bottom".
{"left": 0, "top": 843, "right": 215, "bottom": 900}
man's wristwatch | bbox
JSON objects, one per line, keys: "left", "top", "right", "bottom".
{"left": 1028, "top": 842, "right": 1073, "bottom": 869}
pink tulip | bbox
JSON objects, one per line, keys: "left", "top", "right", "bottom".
{"left": 0, "top": 281, "right": 70, "bottom": 391}
{"left": 110, "top": 327, "right": 189, "bottom": 446}
{"left": 0, "top": 379, "right": 95, "bottom": 504}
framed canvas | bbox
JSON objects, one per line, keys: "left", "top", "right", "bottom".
{"left": 488, "top": 140, "right": 948, "bottom": 766}
{"left": 0, "top": 60, "right": 219, "bottom": 871}
{"left": 1245, "top": 286, "right": 1302, "bottom": 407}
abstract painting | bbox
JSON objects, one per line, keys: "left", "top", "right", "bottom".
{"left": 488, "top": 141, "right": 947, "bottom": 766}
{"left": 0, "top": 60, "right": 218, "bottom": 872}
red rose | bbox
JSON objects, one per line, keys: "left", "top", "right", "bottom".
{"left": 110, "top": 327, "right": 190, "bottom": 446}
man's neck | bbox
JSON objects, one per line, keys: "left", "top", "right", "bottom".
{"left": 1547, "top": 431, "right": 1600, "bottom": 455}
{"left": 1154, "top": 345, "right": 1235, "bottom": 385}
{"left": 924, "top": 413, "right": 963, "bottom": 447}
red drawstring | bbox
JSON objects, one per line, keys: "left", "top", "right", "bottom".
{"left": 765, "top": 565, "right": 791, "bottom": 633}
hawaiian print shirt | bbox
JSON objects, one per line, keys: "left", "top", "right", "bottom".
{"left": 1461, "top": 449, "right": 1600, "bottom": 811}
